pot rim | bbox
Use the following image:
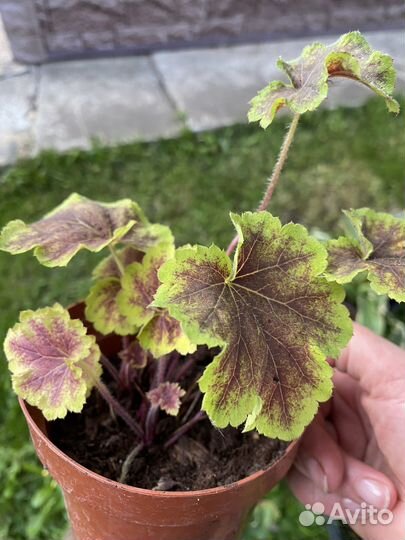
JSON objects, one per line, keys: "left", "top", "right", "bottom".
{"left": 20, "top": 398, "right": 299, "bottom": 499}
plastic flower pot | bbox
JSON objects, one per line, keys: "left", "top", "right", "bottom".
{"left": 19, "top": 305, "right": 300, "bottom": 540}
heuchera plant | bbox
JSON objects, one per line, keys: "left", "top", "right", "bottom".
{"left": 1, "top": 32, "right": 403, "bottom": 483}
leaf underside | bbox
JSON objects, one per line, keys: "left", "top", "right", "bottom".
{"left": 326, "top": 209, "right": 405, "bottom": 303}
{"left": 248, "top": 31, "right": 400, "bottom": 128}
{"left": 4, "top": 304, "right": 101, "bottom": 420}
{"left": 155, "top": 212, "right": 352, "bottom": 440}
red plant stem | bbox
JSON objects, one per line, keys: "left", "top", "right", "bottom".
{"left": 144, "top": 355, "right": 171, "bottom": 445}
{"left": 132, "top": 377, "right": 147, "bottom": 401}
{"left": 164, "top": 411, "right": 206, "bottom": 449}
{"left": 226, "top": 113, "right": 300, "bottom": 256}
{"left": 181, "top": 389, "right": 201, "bottom": 424}
{"left": 95, "top": 380, "right": 143, "bottom": 439}
{"left": 165, "top": 352, "right": 181, "bottom": 381}
{"left": 257, "top": 113, "right": 300, "bottom": 212}
{"left": 156, "top": 354, "right": 170, "bottom": 384}
{"left": 119, "top": 361, "right": 131, "bottom": 390}
{"left": 173, "top": 356, "right": 195, "bottom": 382}
{"left": 118, "top": 337, "right": 133, "bottom": 389}
{"left": 100, "top": 354, "right": 120, "bottom": 384}
{"left": 225, "top": 234, "right": 240, "bottom": 258}
{"left": 144, "top": 405, "right": 159, "bottom": 446}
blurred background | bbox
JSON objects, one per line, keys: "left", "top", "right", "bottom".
{"left": 0, "top": 1, "right": 404, "bottom": 539}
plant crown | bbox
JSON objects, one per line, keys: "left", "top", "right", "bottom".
{"left": 1, "top": 32, "right": 402, "bottom": 454}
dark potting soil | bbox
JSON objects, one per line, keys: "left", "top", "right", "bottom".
{"left": 50, "top": 350, "right": 288, "bottom": 491}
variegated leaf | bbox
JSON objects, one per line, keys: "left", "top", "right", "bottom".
{"left": 118, "top": 246, "right": 196, "bottom": 358}
{"left": 0, "top": 194, "right": 139, "bottom": 267}
{"left": 0, "top": 194, "right": 173, "bottom": 267}
{"left": 154, "top": 212, "right": 352, "bottom": 440}
{"left": 85, "top": 278, "right": 137, "bottom": 336}
{"left": 248, "top": 31, "right": 399, "bottom": 128}
{"left": 147, "top": 382, "right": 186, "bottom": 416}
{"left": 326, "top": 209, "right": 405, "bottom": 302}
{"left": 4, "top": 304, "right": 101, "bottom": 420}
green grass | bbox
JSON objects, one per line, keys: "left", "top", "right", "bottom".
{"left": 0, "top": 97, "right": 403, "bottom": 540}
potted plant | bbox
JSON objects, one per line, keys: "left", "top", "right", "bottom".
{"left": 1, "top": 31, "right": 403, "bottom": 540}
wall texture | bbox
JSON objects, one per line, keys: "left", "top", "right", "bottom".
{"left": 1, "top": 0, "right": 404, "bottom": 64}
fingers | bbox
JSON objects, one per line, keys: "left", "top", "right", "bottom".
{"left": 289, "top": 467, "right": 404, "bottom": 540}
{"left": 350, "top": 500, "right": 405, "bottom": 540}
{"left": 293, "top": 417, "right": 345, "bottom": 493}
{"left": 289, "top": 449, "right": 400, "bottom": 540}
{"left": 331, "top": 372, "right": 368, "bottom": 460}
{"left": 338, "top": 453, "right": 397, "bottom": 511}
{"left": 336, "top": 323, "right": 405, "bottom": 388}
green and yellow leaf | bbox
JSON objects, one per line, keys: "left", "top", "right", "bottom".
{"left": 0, "top": 194, "right": 139, "bottom": 267}
{"left": 155, "top": 211, "right": 352, "bottom": 440}
{"left": 4, "top": 304, "right": 101, "bottom": 420}
{"left": 85, "top": 278, "right": 138, "bottom": 336}
{"left": 248, "top": 31, "right": 399, "bottom": 128}
{"left": 138, "top": 312, "right": 196, "bottom": 358}
{"left": 122, "top": 222, "right": 174, "bottom": 252}
{"left": 0, "top": 193, "right": 172, "bottom": 267}
{"left": 326, "top": 209, "right": 405, "bottom": 302}
{"left": 118, "top": 245, "right": 196, "bottom": 358}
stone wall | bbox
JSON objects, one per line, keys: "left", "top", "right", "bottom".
{"left": 1, "top": 0, "right": 404, "bottom": 64}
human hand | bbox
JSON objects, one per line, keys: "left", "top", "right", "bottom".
{"left": 288, "top": 323, "right": 405, "bottom": 540}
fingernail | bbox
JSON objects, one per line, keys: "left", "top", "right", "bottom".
{"left": 355, "top": 478, "right": 391, "bottom": 509}
{"left": 295, "top": 455, "right": 329, "bottom": 493}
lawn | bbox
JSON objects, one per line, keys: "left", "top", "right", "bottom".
{"left": 0, "top": 97, "right": 403, "bottom": 540}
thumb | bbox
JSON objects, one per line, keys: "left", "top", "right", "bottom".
{"left": 335, "top": 322, "right": 405, "bottom": 390}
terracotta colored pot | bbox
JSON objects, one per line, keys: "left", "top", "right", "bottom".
{"left": 20, "top": 304, "right": 300, "bottom": 540}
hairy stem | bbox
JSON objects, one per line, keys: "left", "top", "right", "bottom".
{"left": 118, "top": 442, "right": 144, "bottom": 484}
{"left": 96, "top": 380, "right": 143, "bottom": 439}
{"left": 257, "top": 113, "right": 300, "bottom": 212}
{"left": 144, "top": 355, "right": 171, "bottom": 445}
{"left": 164, "top": 411, "right": 206, "bottom": 449}
{"left": 108, "top": 244, "right": 125, "bottom": 276}
{"left": 226, "top": 113, "right": 300, "bottom": 256}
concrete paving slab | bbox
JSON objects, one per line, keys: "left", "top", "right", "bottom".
{"left": 34, "top": 57, "right": 181, "bottom": 153}
{"left": 0, "top": 71, "right": 35, "bottom": 165}
{"left": 153, "top": 40, "right": 304, "bottom": 131}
